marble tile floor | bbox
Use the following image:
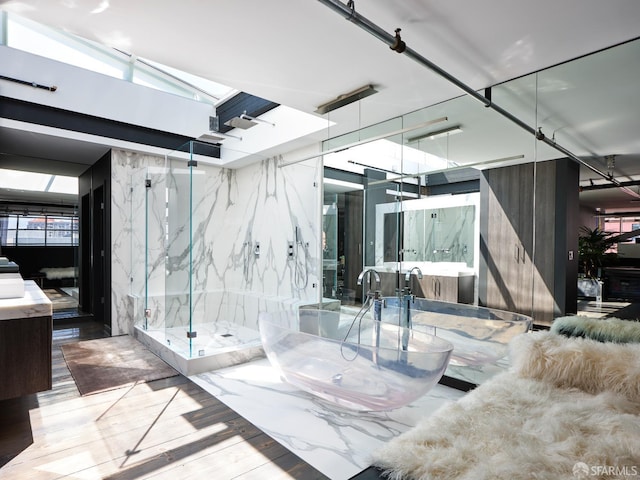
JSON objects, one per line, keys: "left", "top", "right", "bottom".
{"left": 138, "top": 307, "right": 509, "bottom": 478}
{"left": 190, "top": 358, "right": 466, "bottom": 480}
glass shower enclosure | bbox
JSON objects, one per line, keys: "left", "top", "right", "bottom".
{"left": 132, "top": 140, "right": 207, "bottom": 358}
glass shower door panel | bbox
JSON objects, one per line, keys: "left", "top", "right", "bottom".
{"left": 146, "top": 168, "right": 169, "bottom": 333}
{"left": 186, "top": 163, "right": 206, "bottom": 357}
{"left": 165, "top": 161, "right": 192, "bottom": 355}
{"left": 130, "top": 168, "right": 147, "bottom": 329}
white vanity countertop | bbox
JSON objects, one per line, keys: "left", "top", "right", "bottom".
{"left": 427, "top": 270, "right": 475, "bottom": 278}
{"left": 0, "top": 280, "right": 52, "bottom": 321}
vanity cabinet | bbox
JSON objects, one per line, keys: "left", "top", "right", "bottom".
{"left": 0, "top": 281, "right": 53, "bottom": 400}
{"left": 413, "top": 274, "right": 474, "bottom": 304}
{"left": 374, "top": 270, "right": 474, "bottom": 304}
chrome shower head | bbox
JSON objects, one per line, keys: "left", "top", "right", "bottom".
{"left": 224, "top": 115, "right": 258, "bottom": 129}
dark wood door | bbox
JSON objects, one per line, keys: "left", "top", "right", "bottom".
{"left": 92, "top": 184, "right": 106, "bottom": 331}
{"left": 79, "top": 193, "right": 92, "bottom": 313}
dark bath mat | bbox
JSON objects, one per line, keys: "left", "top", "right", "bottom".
{"left": 61, "top": 335, "right": 179, "bottom": 396}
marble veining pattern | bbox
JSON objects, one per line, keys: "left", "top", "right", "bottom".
{"left": 112, "top": 150, "right": 167, "bottom": 335}
{"left": 446, "top": 357, "right": 510, "bottom": 385}
{"left": 113, "top": 147, "right": 320, "bottom": 338}
{"left": 0, "top": 280, "right": 52, "bottom": 320}
{"left": 132, "top": 167, "right": 170, "bottom": 330}
{"left": 153, "top": 156, "right": 321, "bottom": 332}
{"left": 191, "top": 358, "right": 466, "bottom": 480}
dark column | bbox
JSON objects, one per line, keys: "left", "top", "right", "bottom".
{"left": 79, "top": 151, "right": 112, "bottom": 334}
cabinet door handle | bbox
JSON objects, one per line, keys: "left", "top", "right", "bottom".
{"left": 515, "top": 244, "right": 520, "bottom": 264}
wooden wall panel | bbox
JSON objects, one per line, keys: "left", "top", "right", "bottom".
{"left": 480, "top": 159, "right": 578, "bottom": 323}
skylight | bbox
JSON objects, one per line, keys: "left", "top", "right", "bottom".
{"left": 136, "top": 58, "right": 237, "bottom": 102}
{"left": 6, "top": 12, "right": 125, "bottom": 79}
{"left": 2, "top": 10, "right": 236, "bottom": 105}
{"left": 0, "top": 169, "right": 78, "bottom": 195}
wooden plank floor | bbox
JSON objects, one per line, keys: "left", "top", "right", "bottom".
{"left": 0, "top": 320, "right": 330, "bottom": 480}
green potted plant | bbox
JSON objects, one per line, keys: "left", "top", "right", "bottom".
{"left": 577, "top": 226, "right": 619, "bottom": 298}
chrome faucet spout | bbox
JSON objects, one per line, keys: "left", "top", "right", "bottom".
{"left": 405, "top": 266, "right": 423, "bottom": 284}
{"left": 357, "top": 268, "right": 381, "bottom": 286}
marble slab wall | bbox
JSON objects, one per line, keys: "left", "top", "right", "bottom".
{"left": 112, "top": 148, "right": 321, "bottom": 337}
{"left": 204, "top": 156, "right": 320, "bottom": 297}
{"left": 112, "top": 150, "right": 167, "bottom": 336}
{"left": 129, "top": 166, "right": 172, "bottom": 331}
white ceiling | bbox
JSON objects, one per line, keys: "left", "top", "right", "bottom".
{"left": 1, "top": 0, "right": 640, "bottom": 212}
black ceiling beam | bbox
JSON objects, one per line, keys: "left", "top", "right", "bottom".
{"left": 0, "top": 95, "right": 220, "bottom": 158}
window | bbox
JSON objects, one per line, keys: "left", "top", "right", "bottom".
{"left": 0, "top": 214, "right": 78, "bottom": 246}
{"left": 3, "top": 11, "right": 236, "bottom": 105}
{"left": 599, "top": 216, "right": 640, "bottom": 253}
{"left": 0, "top": 168, "right": 78, "bottom": 195}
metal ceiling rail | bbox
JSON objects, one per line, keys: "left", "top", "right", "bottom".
{"left": 317, "top": 0, "right": 640, "bottom": 199}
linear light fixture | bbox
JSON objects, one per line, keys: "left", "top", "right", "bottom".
{"left": 364, "top": 154, "right": 525, "bottom": 188}
{"left": 315, "top": 84, "right": 378, "bottom": 114}
{"left": 347, "top": 160, "right": 398, "bottom": 175}
{"left": 324, "top": 177, "right": 364, "bottom": 191}
{"left": 406, "top": 125, "right": 463, "bottom": 143}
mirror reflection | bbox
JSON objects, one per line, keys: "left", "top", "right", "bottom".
{"left": 322, "top": 36, "right": 640, "bottom": 328}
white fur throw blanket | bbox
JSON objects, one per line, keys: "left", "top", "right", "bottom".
{"left": 371, "top": 332, "right": 640, "bottom": 479}
{"left": 39, "top": 267, "right": 78, "bottom": 279}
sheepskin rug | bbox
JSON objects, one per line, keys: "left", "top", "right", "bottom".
{"left": 510, "top": 330, "right": 640, "bottom": 401}
{"left": 371, "top": 332, "right": 640, "bottom": 479}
